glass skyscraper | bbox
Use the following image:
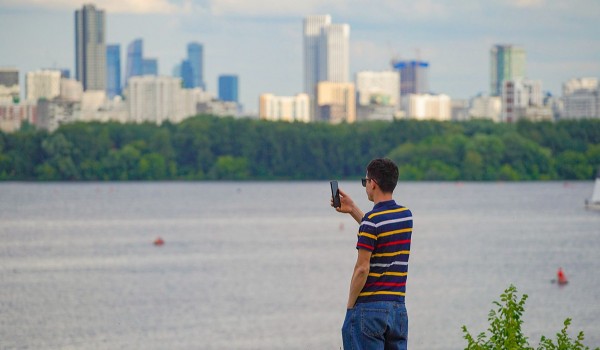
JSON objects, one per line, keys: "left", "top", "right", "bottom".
{"left": 187, "top": 42, "right": 205, "bottom": 90}
{"left": 75, "top": 4, "right": 106, "bottom": 91}
{"left": 218, "top": 75, "right": 239, "bottom": 102}
{"left": 490, "top": 45, "right": 526, "bottom": 96}
{"left": 126, "top": 39, "right": 157, "bottom": 86}
{"left": 106, "top": 44, "right": 121, "bottom": 98}
{"left": 142, "top": 59, "right": 158, "bottom": 76}
{"left": 126, "top": 39, "right": 143, "bottom": 83}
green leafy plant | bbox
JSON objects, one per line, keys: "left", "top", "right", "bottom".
{"left": 462, "top": 285, "right": 599, "bottom": 350}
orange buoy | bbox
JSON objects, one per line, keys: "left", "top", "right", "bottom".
{"left": 153, "top": 237, "right": 165, "bottom": 246}
{"left": 557, "top": 267, "right": 568, "bottom": 285}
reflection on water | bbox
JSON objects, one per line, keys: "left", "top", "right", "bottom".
{"left": 1, "top": 182, "right": 599, "bottom": 349}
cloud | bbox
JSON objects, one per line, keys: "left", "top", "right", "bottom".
{"left": 0, "top": 0, "right": 195, "bottom": 14}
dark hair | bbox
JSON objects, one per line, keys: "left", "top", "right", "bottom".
{"left": 367, "top": 158, "right": 399, "bottom": 193}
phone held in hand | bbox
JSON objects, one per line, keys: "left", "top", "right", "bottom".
{"left": 330, "top": 180, "right": 341, "bottom": 208}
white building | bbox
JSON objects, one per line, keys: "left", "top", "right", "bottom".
{"left": 355, "top": 71, "right": 400, "bottom": 121}
{"left": 181, "top": 87, "right": 212, "bottom": 119}
{"left": 355, "top": 71, "right": 399, "bottom": 107}
{"left": 469, "top": 95, "right": 502, "bottom": 121}
{"left": 401, "top": 94, "right": 451, "bottom": 121}
{"left": 562, "top": 78, "right": 599, "bottom": 119}
{"left": 0, "top": 101, "right": 37, "bottom": 132}
{"left": 451, "top": 99, "right": 469, "bottom": 121}
{"left": 26, "top": 70, "right": 61, "bottom": 101}
{"left": 501, "top": 79, "right": 550, "bottom": 122}
{"left": 259, "top": 93, "right": 310, "bottom": 122}
{"left": 60, "top": 78, "right": 83, "bottom": 102}
{"left": 126, "top": 75, "right": 183, "bottom": 124}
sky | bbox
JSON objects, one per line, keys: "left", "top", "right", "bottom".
{"left": 1, "top": 0, "right": 599, "bottom": 114}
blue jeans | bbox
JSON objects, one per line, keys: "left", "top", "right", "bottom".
{"left": 342, "top": 301, "right": 408, "bottom": 350}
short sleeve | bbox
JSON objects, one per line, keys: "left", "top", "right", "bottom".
{"left": 356, "top": 217, "right": 377, "bottom": 251}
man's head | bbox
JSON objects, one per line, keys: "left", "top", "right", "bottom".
{"left": 366, "top": 158, "right": 399, "bottom": 194}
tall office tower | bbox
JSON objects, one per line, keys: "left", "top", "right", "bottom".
{"left": 490, "top": 45, "right": 526, "bottom": 96}
{"left": 180, "top": 60, "right": 194, "bottom": 88}
{"left": 218, "top": 75, "right": 239, "bottom": 102}
{"left": 303, "top": 15, "right": 331, "bottom": 99}
{"left": 0, "top": 67, "right": 20, "bottom": 103}
{"left": 126, "top": 39, "right": 143, "bottom": 83}
{"left": 187, "top": 42, "right": 205, "bottom": 90}
{"left": 142, "top": 59, "right": 158, "bottom": 76}
{"left": 75, "top": 4, "right": 106, "bottom": 91}
{"left": 106, "top": 44, "right": 121, "bottom": 98}
{"left": 391, "top": 60, "right": 429, "bottom": 95}
{"left": 318, "top": 24, "right": 350, "bottom": 83}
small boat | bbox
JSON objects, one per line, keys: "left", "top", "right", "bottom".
{"left": 557, "top": 267, "right": 568, "bottom": 285}
{"left": 585, "top": 168, "right": 600, "bottom": 210}
{"left": 153, "top": 237, "right": 165, "bottom": 246}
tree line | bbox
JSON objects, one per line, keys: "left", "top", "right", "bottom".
{"left": 0, "top": 115, "right": 599, "bottom": 181}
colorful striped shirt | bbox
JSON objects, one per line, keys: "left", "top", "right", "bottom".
{"left": 356, "top": 199, "right": 413, "bottom": 304}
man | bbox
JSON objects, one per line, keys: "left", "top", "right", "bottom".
{"left": 332, "top": 158, "right": 413, "bottom": 350}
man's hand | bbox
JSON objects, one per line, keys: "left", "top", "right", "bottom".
{"left": 331, "top": 188, "right": 364, "bottom": 223}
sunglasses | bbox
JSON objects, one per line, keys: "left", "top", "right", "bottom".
{"left": 361, "top": 178, "right": 376, "bottom": 187}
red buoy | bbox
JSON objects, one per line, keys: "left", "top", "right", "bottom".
{"left": 154, "top": 237, "right": 165, "bottom": 246}
{"left": 557, "top": 267, "right": 568, "bottom": 285}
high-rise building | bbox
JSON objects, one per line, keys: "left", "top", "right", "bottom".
{"left": 501, "top": 79, "right": 550, "bottom": 122}
{"left": 218, "top": 75, "right": 239, "bottom": 103}
{"left": 490, "top": 45, "right": 526, "bottom": 96}
{"left": 125, "top": 39, "right": 158, "bottom": 86}
{"left": 303, "top": 15, "right": 331, "bottom": 99}
{"left": 26, "top": 70, "right": 61, "bottom": 101}
{"left": 75, "top": 4, "right": 106, "bottom": 91}
{"left": 126, "top": 39, "right": 143, "bottom": 83}
{"left": 187, "top": 42, "right": 205, "bottom": 90}
{"left": 142, "top": 59, "right": 158, "bottom": 76}
{"left": 355, "top": 71, "right": 400, "bottom": 121}
{"left": 106, "top": 44, "right": 121, "bottom": 98}
{"left": 180, "top": 60, "right": 194, "bottom": 88}
{"left": 0, "top": 67, "right": 19, "bottom": 103}
{"left": 303, "top": 15, "right": 349, "bottom": 101}
{"left": 562, "top": 78, "right": 599, "bottom": 119}
{"left": 391, "top": 60, "right": 429, "bottom": 95}
{"left": 126, "top": 75, "right": 183, "bottom": 124}
{"left": 318, "top": 23, "right": 350, "bottom": 84}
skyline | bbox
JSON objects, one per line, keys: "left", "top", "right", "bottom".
{"left": 1, "top": 0, "right": 599, "bottom": 114}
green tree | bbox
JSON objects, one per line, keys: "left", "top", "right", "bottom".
{"left": 555, "top": 151, "right": 593, "bottom": 179}
{"left": 208, "top": 155, "right": 250, "bottom": 180}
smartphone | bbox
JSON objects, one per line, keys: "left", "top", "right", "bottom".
{"left": 330, "top": 180, "right": 341, "bottom": 208}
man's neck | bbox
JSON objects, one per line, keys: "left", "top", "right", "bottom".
{"left": 373, "top": 192, "right": 393, "bottom": 205}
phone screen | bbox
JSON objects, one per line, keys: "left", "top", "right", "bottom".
{"left": 330, "top": 180, "right": 341, "bottom": 208}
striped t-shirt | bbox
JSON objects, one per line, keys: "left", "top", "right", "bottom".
{"left": 355, "top": 199, "right": 413, "bottom": 304}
